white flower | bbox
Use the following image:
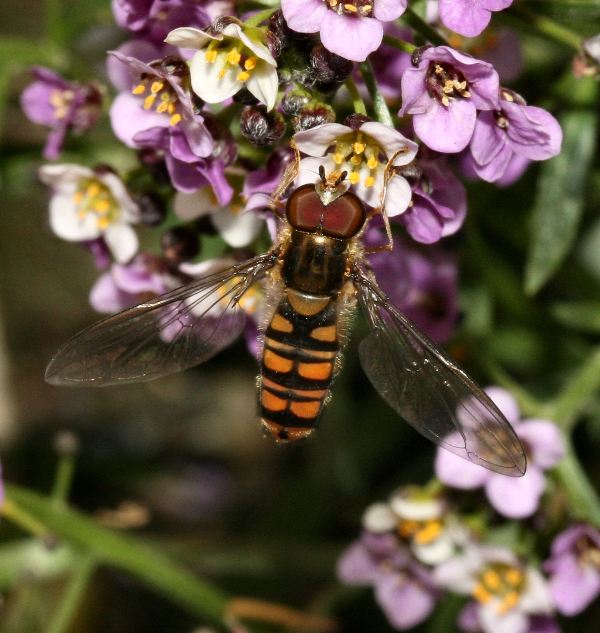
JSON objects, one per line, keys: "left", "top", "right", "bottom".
{"left": 174, "top": 187, "right": 264, "bottom": 248}
{"left": 166, "top": 21, "right": 278, "bottom": 110}
{"left": 294, "top": 121, "right": 418, "bottom": 213}
{"left": 39, "top": 164, "right": 140, "bottom": 263}
{"left": 434, "top": 544, "right": 554, "bottom": 633}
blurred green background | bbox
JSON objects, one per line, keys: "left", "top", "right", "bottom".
{"left": 1, "top": 1, "right": 600, "bottom": 632}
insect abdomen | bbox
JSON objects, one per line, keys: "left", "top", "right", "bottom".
{"left": 260, "top": 288, "right": 340, "bottom": 442}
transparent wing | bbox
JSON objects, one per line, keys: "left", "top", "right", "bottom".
{"left": 355, "top": 271, "right": 527, "bottom": 477}
{"left": 45, "top": 253, "right": 276, "bottom": 387}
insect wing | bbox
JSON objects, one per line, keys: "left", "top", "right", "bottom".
{"left": 45, "top": 254, "right": 275, "bottom": 387}
{"left": 355, "top": 272, "right": 527, "bottom": 477}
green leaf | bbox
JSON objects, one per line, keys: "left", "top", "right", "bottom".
{"left": 523, "top": 0, "right": 600, "bottom": 20}
{"left": 524, "top": 88, "right": 598, "bottom": 295}
{"left": 551, "top": 301, "right": 600, "bottom": 333}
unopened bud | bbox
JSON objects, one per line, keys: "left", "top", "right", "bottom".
{"left": 54, "top": 430, "right": 80, "bottom": 457}
{"left": 344, "top": 113, "right": 371, "bottom": 130}
{"left": 293, "top": 104, "right": 335, "bottom": 132}
{"left": 240, "top": 106, "right": 286, "bottom": 147}
{"left": 310, "top": 44, "right": 354, "bottom": 84}
{"left": 266, "top": 10, "right": 291, "bottom": 58}
{"left": 132, "top": 192, "right": 167, "bottom": 227}
{"left": 233, "top": 88, "right": 259, "bottom": 105}
{"left": 161, "top": 226, "right": 200, "bottom": 263}
{"left": 281, "top": 90, "right": 311, "bottom": 117}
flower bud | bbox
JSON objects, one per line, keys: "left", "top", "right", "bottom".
{"left": 161, "top": 226, "right": 200, "bottom": 263}
{"left": 194, "top": 216, "right": 219, "bottom": 236}
{"left": 292, "top": 103, "right": 335, "bottom": 132}
{"left": 233, "top": 88, "right": 259, "bottom": 105}
{"left": 132, "top": 192, "right": 167, "bottom": 227}
{"left": 240, "top": 105, "right": 286, "bottom": 147}
{"left": 344, "top": 113, "right": 371, "bottom": 130}
{"left": 266, "top": 10, "right": 291, "bottom": 58}
{"left": 309, "top": 44, "right": 354, "bottom": 85}
{"left": 281, "top": 90, "right": 311, "bottom": 117}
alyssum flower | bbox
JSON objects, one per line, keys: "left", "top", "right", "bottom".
{"left": 166, "top": 19, "right": 278, "bottom": 110}
{"left": 400, "top": 46, "right": 500, "bottom": 153}
{"left": 281, "top": 0, "right": 408, "bottom": 62}
{"left": 439, "top": 0, "right": 514, "bottom": 38}
{"left": 39, "top": 164, "right": 141, "bottom": 264}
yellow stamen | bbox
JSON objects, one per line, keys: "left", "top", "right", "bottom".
{"left": 237, "top": 71, "right": 250, "bottom": 82}
{"left": 143, "top": 94, "right": 156, "bottom": 109}
{"left": 227, "top": 49, "right": 242, "bottom": 65}
{"left": 156, "top": 101, "right": 169, "bottom": 113}
{"left": 132, "top": 83, "right": 146, "bottom": 95}
{"left": 150, "top": 81, "right": 164, "bottom": 94}
{"left": 441, "top": 95, "right": 450, "bottom": 107}
{"left": 350, "top": 155, "right": 361, "bottom": 166}
{"left": 472, "top": 583, "right": 491, "bottom": 604}
{"left": 167, "top": 103, "right": 176, "bottom": 114}
{"left": 86, "top": 183, "right": 101, "bottom": 197}
{"left": 497, "top": 591, "right": 520, "bottom": 614}
{"left": 505, "top": 568, "right": 523, "bottom": 587}
{"left": 344, "top": 3, "right": 358, "bottom": 12}
{"left": 218, "top": 68, "right": 227, "bottom": 79}
{"left": 367, "top": 156, "right": 378, "bottom": 170}
{"left": 169, "top": 113, "right": 182, "bottom": 126}
{"left": 482, "top": 570, "right": 501, "bottom": 591}
{"left": 364, "top": 176, "right": 375, "bottom": 188}
{"left": 414, "top": 520, "right": 442, "bottom": 545}
{"left": 73, "top": 191, "right": 84, "bottom": 204}
{"left": 353, "top": 142, "right": 366, "bottom": 154}
{"left": 97, "top": 217, "right": 111, "bottom": 230}
{"left": 333, "top": 152, "right": 345, "bottom": 165}
{"left": 160, "top": 92, "right": 170, "bottom": 101}
{"left": 244, "top": 56, "right": 257, "bottom": 71}
{"left": 398, "top": 520, "right": 419, "bottom": 538}
{"left": 205, "top": 49, "right": 218, "bottom": 63}
{"left": 348, "top": 172, "right": 360, "bottom": 185}
{"left": 94, "top": 199, "right": 111, "bottom": 213}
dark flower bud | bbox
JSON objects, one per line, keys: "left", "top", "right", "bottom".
{"left": 194, "top": 215, "right": 219, "bottom": 236}
{"left": 208, "top": 16, "right": 238, "bottom": 35}
{"left": 137, "top": 148, "right": 170, "bottom": 183}
{"left": 240, "top": 105, "right": 286, "bottom": 147}
{"left": 281, "top": 90, "right": 311, "bottom": 117}
{"left": 411, "top": 46, "right": 430, "bottom": 67}
{"left": 310, "top": 44, "right": 354, "bottom": 84}
{"left": 93, "top": 163, "right": 117, "bottom": 176}
{"left": 344, "top": 113, "right": 371, "bottom": 130}
{"left": 266, "top": 10, "right": 292, "bottom": 58}
{"left": 293, "top": 103, "right": 335, "bottom": 132}
{"left": 154, "top": 55, "right": 189, "bottom": 79}
{"left": 161, "top": 226, "right": 200, "bottom": 263}
{"left": 54, "top": 430, "right": 80, "bottom": 457}
{"left": 132, "top": 192, "right": 167, "bottom": 227}
{"left": 233, "top": 87, "right": 259, "bottom": 105}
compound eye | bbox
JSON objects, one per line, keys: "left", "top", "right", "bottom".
{"left": 321, "top": 191, "right": 366, "bottom": 238}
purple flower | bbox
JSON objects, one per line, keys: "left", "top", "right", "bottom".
{"left": 90, "top": 253, "right": 177, "bottom": 313}
{"left": 111, "top": 0, "right": 218, "bottom": 43}
{"left": 458, "top": 601, "right": 560, "bottom": 633}
{"left": 401, "top": 158, "right": 467, "bottom": 243}
{"left": 435, "top": 387, "right": 565, "bottom": 518}
{"left": 439, "top": 0, "right": 513, "bottom": 38}
{"left": 368, "top": 232, "right": 459, "bottom": 343}
{"left": 282, "top": 0, "right": 407, "bottom": 62}
{"left": 368, "top": 24, "right": 413, "bottom": 102}
{"left": 468, "top": 89, "right": 562, "bottom": 183}
{"left": 338, "top": 532, "right": 438, "bottom": 629}
{"left": 20, "top": 67, "right": 102, "bottom": 160}
{"left": 400, "top": 46, "right": 500, "bottom": 153}
{"left": 544, "top": 524, "right": 600, "bottom": 616}
{"left": 434, "top": 544, "right": 554, "bottom": 633}
{"left": 475, "top": 28, "right": 523, "bottom": 83}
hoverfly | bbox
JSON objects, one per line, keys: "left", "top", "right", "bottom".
{"left": 45, "top": 145, "right": 527, "bottom": 477}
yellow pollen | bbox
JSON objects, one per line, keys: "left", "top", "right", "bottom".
{"left": 132, "top": 83, "right": 146, "bottom": 95}
{"left": 505, "top": 568, "right": 523, "bottom": 587}
{"left": 169, "top": 113, "right": 182, "bottom": 126}
{"left": 150, "top": 81, "right": 164, "bottom": 94}
{"left": 364, "top": 176, "right": 375, "bottom": 188}
{"left": 441, "top": 95, "right": 450, "bottom": 107}
{"left": 353, "top": 142, "right": 366, "bottom": 154}
{"left": 361, "top": 4, "right": 373, "bottom": 14}
{"left": 443, "top": 80, "right": 455, "bottom": 94}
{"left": 472, "top": 583, "right": 491, "bottom": 604}
{"left": 434, "top": 64, "right": 444, "bottom": 75}
{"left": 244, "top": 56, "right": 257, "bottom": 71}
{"left": 97, "top": 217, "right": 111, "bottom": 230}
{"left": 497, "top": 591, "right": 520, "bottom": 614}
{"left": 167, "top": 103, "right": 176, "bottom": 114}
{"left": 414, "top": 520, "right": 442, "bottom": 545}
{"left": 160, "top": 92, "right": 170, "bottom": 101}
{"left": 453, "top": 79, "right": 467, "bottom": 91}
{"left": 367, "top": 156, "right": 378, "bottom": 170}
{"left": 348, "top": 172, "right": 360, "bottom": 185}
{"left": 462, "top": 89, "right": 471, "bottom": 98}
{"left": 205, "top": 49, "right": 218, "bottom": 63}
{"left": 398, "top": 519, "right": 419, "bottom": 538}
{"left": 94, "top": 199, "right": 111, "bottom": 213}
{"left": 329, "top": 0, "right": 338, "bottom": 6}
{"left": 226, "top": 49, "right": 242, "bottom": 65}
{"left": 350, "top": 155, "right": 361, "bottom": 166}
{"left": 217, "top": 68, "right": 227, "bottom": 79}
{"left": 156, "top": 101, "right": 169, "bottom": 113}
{"left": 482, "top": 570, "right": 502, "bottom": 591}
{"left": 237, "top": 71, "right": 250, "bottom": 82}
{"left": 143, "top": 94, "right": 156, "bottom": 109}
{"left": 86, "top": 183, "right": 101, "bottom": 197}
{"left": 344, "top": 3, "right": 358, "bottom": 12}
{"left": 73, "top": 191, "right": 84, "bottom": 204}
{"left": 333, "top": 152, "right": 345, "bottom": 165}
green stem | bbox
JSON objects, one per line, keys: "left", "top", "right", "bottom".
{"left": 382, "top": 34, "right": 416, "bottom": 54}
{"left": 46, "top": 553, "right": 97, "bottom": 633}
{"left": 1, "top": 499, "right": 50, "bottom": 537}
{"left": 546, "top": 346, "right": 600, "bottom": 433}
{"left": 6, "top": 486, "right": 229, "bottom": 626}
{"left": 510, "top": 4, "right": 581, "bottom": 51}
{"left": 51, "top": 455, "right": 76, "bottom": 507}
{"left": 45, "top": 0, "right": 65, "bottom": 47}
{"left": 554, "top": 438, "right": 600, "bottom": 527}
{"left": 358, "top": 60, "right": 393, "bottom": 126}
{"left": 401, "top": 7, "right": 448, "bottom": 47}
{"left": 246, "top": 8, "right": 275, "bottom": 28}
{"left": 344, "top": 78, "right": 367, "bottom": 116}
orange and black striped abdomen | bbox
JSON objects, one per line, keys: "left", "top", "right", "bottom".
{"left": 260, "top": 288, "right": 339, "bottom": 442}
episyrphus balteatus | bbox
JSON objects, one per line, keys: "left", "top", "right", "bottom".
{"left": 45, "top": 144, "right": 527, "bottom": 477}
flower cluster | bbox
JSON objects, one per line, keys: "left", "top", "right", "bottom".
{"left": 339, "top": 388, "right": 599, "bottom": 632}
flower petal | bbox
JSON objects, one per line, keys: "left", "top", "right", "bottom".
{"left": 485, "top": 467, "right": 545, "bottom": 518}
{"left": 435, "top": 438, "right": 490, "bottom": 488}
{"left": 104, "top": 223, "right": 139, "bottom": 263}
{"left": 164, "top": 26, "right": 218, "bottom": 49}
{"left": 294, "top": 123, "right": 351, "bottom": 157}
{"left": 517, "top": 420, "right": 564, "bottom": 469}
{"left": 212, "top": 209, "right": 263, "bottom": 248}
{"left": 281, "top": 0, "right": 328, "bottom": 33}
{"left": 246, "top": 63, "right": 279, "bottom": 111}
{"left": 320, "top": 13, "right": 383, "bottom": 62}
{"left": 189, "top": 50, "right": 241, "bottom": 104}
{"left": 336, "top": 541, "right": 379, "bottom": 585}
{"left": 360, "top": 122, "right": 418, "bottom": 166}
{"left": 375, "top": 571, "right": 436, "bottom": 630}
{"left": 49, "top": 193, "right": 100, "bottom": 241}
{"left": 413, "top": 99, "right": 476, "bottom": 153}
{"left": 549, "top": 551, "right": 600, "bottom": 616}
